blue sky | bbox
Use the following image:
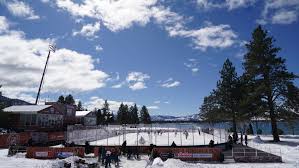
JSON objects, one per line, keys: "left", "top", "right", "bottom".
{"left": 0, "top": 0, "right": 298, "bottom": 116}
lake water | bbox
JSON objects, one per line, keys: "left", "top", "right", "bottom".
{"left": 151, "top": 120, "right": 299, "bottom": 135}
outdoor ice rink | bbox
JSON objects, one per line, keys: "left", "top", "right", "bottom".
{"left": 67, "top": 124, "right": 227, "bottom": 146}
{"left": 90, "top": 131, "right": 224, "bottom": 146}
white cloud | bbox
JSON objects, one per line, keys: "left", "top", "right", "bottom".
{"left": 129, "top": 82, "right": 147, "bottom": 90}
{"left": 41, "top": 0, "right": 50, "bottom": 3}
{"left": 191, "top": 68, "right": 199, "bottom": 73}
{"left": 152, "top": 6, "right": 237, "bottom": 50}
{"left": 168, "top": 24, "right": 237, "bottom": 51}
{"left": 147, "top": 105, "right": 159, "bottom": 110}
{"left": 197, "top": 0, "right": 256, "bottom": 10}
{"left": 86, "top": 96, "right": 135, "bottom": 112}
{"left": 95, "top": 45, "right": 103, "bottom": 52}
{"left": 154, "top": 100, "right": 161, "bottom": 104}
{"left": 272, "top": 10, "right": 298, "bottom": 24}
{"left": 259, "top": 0, "right": 299, "bottom": 25}
{"left": 126, "top": 72, "right": 150, "bottom": 90}
{"left": 160, "top": 78, "right": 180, "bottom": 88}
{"left": 49, "top": 0, "right": 238, "bottom": 51}
{"left": 0, "top": 16, "right": 9, "bottom": 33}
{"left": 3, "top": 0, "right": 40, "bottom": 20}
{"left": 111, "top": 83, "right": 124, "bottom": 89}
{"left": 55, "top": 0, "right": 157, "bottom": 32}
{"left": 0, "top": 16, "right": 109, "bottom": 103}
{"left": 73, "top": 22, "right": 100, "bottom": 37}
{"left": 184, "top": 58, "right": 200, "bottom": 73}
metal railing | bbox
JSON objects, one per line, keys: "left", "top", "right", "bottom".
{"left": 66, "top": 124, "right": 228, "bottom": 146}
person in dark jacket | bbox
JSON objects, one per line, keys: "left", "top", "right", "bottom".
{"left": 101, "top": 147, "right": 106, "bottom": 165}
{"left": 121, "top": 140, "right": 127, "bottom": 155}
{"left": 98, "top": 146, "right": 102, "bottom": 163}
{"left": 112, "top": 147, "right": 120, "bottom": 167}
{"left": 127, "top": 147, "right": 132, "bottom": 159}
{"left": 105, "top": 151, "right": 112, "bottom": 168}
{"left": 240, "top": 132, "right": 243, "bottom": 145}
{"left": 209, "top": 140, "right": 214, "bottom": 147}
{"left": 228, "top": 135, "right": 233, "bottom": 149}
{"left": 233, "top": 132, "right": 238, "bottom": 144}
{"left": 85, "top": 141, "right": 90, "bottom": 154}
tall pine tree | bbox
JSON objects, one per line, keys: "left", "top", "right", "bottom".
{"left": 200, "top": 59, "right": 248, "bottom": 141}
{"left": 57, "top": 95, "right": 65, "bottom": 104}
{"left": 77, "top": 101, "right": 83, "bottom": 111}
{"left": 102, "top": 100, "right": 110, "bottom": 124}
{"left": 140, "top": 106, "right": 151, "bottom": 124}
{"left": 215, "top": 59, "right": 242, "bottom": 139}
{"left": 129, "top": 104, "right": 139, "bottom": 124}
{"left": 65, "top": 94, "right": 75, "bottom": 105}
{"left": 243, "top": 26, "right": 298, "bottom": 141}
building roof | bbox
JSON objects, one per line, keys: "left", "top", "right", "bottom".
{"left": 3, "top": 105, "right": 52, "bottom": 114}
{"left": 75, "top": 111, "right": 91, "bottom": 117}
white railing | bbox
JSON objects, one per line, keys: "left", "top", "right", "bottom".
{"left": 248, "top": 142, "right": 282, "bottom": 157}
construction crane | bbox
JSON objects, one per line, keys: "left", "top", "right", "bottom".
{"left": 35, "top": 44, "right": 56, "bottom": 105}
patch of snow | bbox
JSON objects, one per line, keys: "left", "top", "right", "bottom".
{"left": 252, "top": 135, "right": 264, "bottom": 143}
{"left": 151, "top": 157, "right": 164, "bottom": 167}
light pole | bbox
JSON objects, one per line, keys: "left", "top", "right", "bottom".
{"left": 35, "top": 44, "right": 56, "bottom": 104}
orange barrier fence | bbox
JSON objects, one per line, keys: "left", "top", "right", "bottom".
{"left": 0, "top": 132, "right": 31, "bottom": 148}
{"left": 26, "top": 147, "right": 84, "bottom": 159}
{"left": 0, "top": 131, "right": 65, "bottom": 148}
{"left": 48, "top": 132, "right": 65, "bottom": 142}
{"left": 154, "top": 147, "right": 222, "bottom": 161}
{"left": 93, "top": 146, "right": 222, "bottom": 161}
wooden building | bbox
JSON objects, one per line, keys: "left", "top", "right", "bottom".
{"left": 3, "top": 105, "right": 63, "bottom": 131}
{"left": 45, "top": 102, "right": 76, "bottom": 127}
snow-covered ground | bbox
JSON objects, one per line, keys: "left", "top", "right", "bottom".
{"left": 0, "top": 135, "right": 298, "bottom": 168}
{"left": 90, "top": 131, "right": 225, "bottom": 146}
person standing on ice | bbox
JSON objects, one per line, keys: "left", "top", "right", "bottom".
{"left": 228, "top": 135, "right": 233, "bottom": 149}
{"left": 121, "top": 140, "right": 127, "bottom": 155}
{"left": 245, "top": 134, "right": 248, "bottom": 146}
{"left": 184, "top": 130, "right": 189, "bottom": 139}
{"left": 240, "top": 132, "right": 243, "bottom": 145}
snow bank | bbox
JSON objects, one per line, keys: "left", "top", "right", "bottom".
{"left": 252, "top": 135, "right": 264, "bottom": 143}
{"left": 151, "top": 157, "right": 164, "bottom": 167}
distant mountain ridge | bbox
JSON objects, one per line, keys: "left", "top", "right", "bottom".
{"left": 151, "top": 114, "right": 200, "bottom": 122}
{"left": 0, "top": 95, "right": 32, "bottom": 108}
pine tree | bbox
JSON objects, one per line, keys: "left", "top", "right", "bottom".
{"left": 243, "top": 25, "right": 298, "bottom": 141}
{"left": 128, "top": 106, "right": 134, "bottom": 124}
{"left": 117, "top": 103, "right": 127, "bottom": 124}
{"left": 116, "top": 103, "right": 124, "bottom": 124}
{"left": 200, "top": 91, "right": 223, "bottom": 122}
{"left": 96, "top": 109, "right": 103, "bottom": 125}
{"left": 132, "top": 104, "right": 139, "bottom": 124}
{"left": 215, "top": 59, "right": 242, "bottom": 139}
{"left": 200, "top": 59, "right": 250, "bottom": 141}
{"left": 65, "top": 94, "right": 75, "bottom": 105}
{"left": 140, "top": 106, "right": 151, "bottom": 124}
{"left": 109, "top": 112, "right": 115, "bottom": 123}
{"left": 77, "top": 101, "right": 83, "bottom": 111}
{"left": 123, "top": 104, "right": 129, "bottom": 124}
{"left": 57, "top": 95, "right": 65, "bottom": 104}
{"left": 102, "top": 100, "right": 110, "bottom": 124}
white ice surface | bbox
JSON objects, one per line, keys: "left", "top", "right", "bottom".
{"left": 90, "top": 131, "right": 224, "bottom": 146}
{"left": 0, "top": 135, "right": 298, "bottom": 168}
